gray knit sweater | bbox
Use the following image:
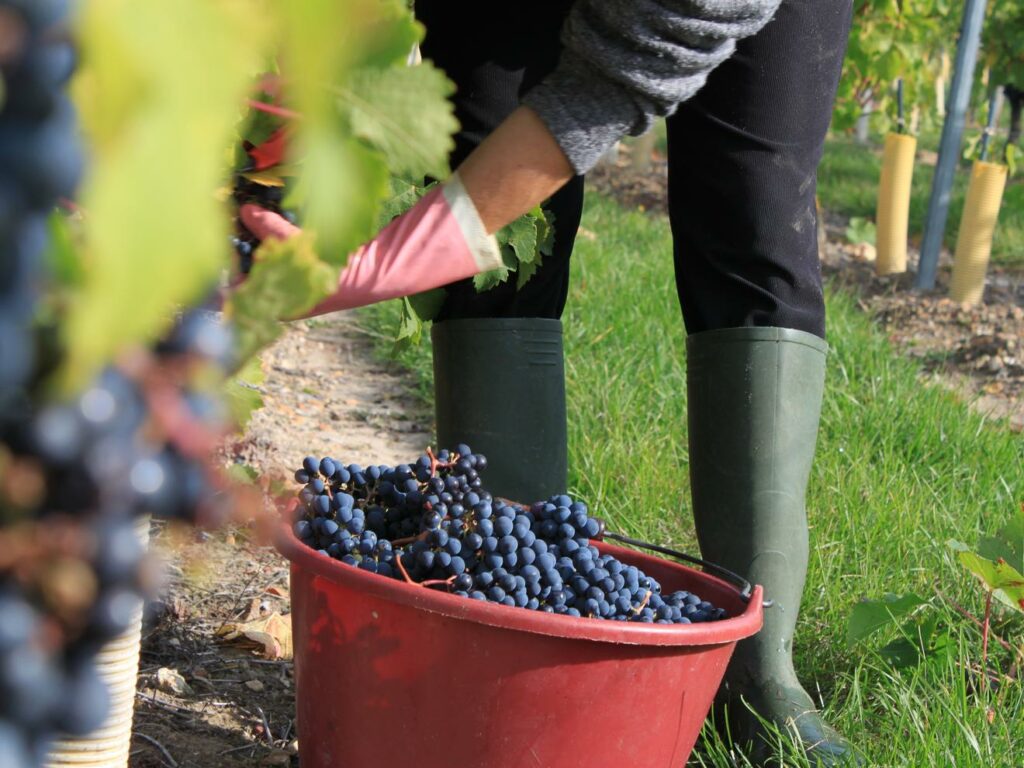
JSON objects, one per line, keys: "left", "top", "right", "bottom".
{"left": 522, "top": 0, "right": 782, "bottom": 174}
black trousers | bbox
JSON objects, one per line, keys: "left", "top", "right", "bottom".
{"left": 418, "top": 0, "right": 852, "bottom": 338}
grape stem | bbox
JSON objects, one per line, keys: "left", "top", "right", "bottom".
{"left": 631, "top": 590, "right": 653, "bottom": 616}
{"left": 420, "top": 575, "right": 458, "bottom": 590}
{"left": 395, "top": 553, "right": 417, "bottom": 585}
{"left": 425, "top": 446, "right": 461, "bottom": 478}
{"left": 393, "top": 552, "right": 456, "bottom": 591}
{"left": 391, "top": 531, "right": 428, "bottom": 547}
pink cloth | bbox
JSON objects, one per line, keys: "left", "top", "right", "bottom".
{"left": 239, "top": 183, "right": 494, "bottom": 316}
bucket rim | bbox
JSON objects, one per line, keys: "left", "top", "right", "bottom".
{"left": 276, "top": 520, "right": 763, "bottom": 647}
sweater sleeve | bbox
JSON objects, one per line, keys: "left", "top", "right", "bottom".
{"left": 521, "top": 0, "right": 782, "bottom": 174}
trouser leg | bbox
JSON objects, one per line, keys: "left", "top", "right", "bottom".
{"left": 667, "top": 0, "right": 852, "bottom": 338}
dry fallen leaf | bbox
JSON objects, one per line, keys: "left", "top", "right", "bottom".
{"left": 245, "top": 678, "right": 265, "bottom": 692}
{"left": 217, "top": 611, "right": 293, "bottom": 660}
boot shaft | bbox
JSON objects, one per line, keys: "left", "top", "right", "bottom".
{"left": 431, "top": 318, "right": 567, "bottom": 503}
{"left": 687, "top": 326, "right": 827, "bottom": 680}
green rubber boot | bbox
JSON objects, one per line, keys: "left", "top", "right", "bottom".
{"left": 431, "top": 318, "right": 567, "bottom": 503}
{"left": 687, "top": 327, "right": 861, "bottom": 767}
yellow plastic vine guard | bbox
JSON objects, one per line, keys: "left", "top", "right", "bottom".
{"left": 950, "top": 161, "right": 1008, "bottom": 307}
{"left": 875, "top": 132, "right": 917, "bottom": 275}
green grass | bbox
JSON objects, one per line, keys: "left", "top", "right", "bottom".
{"left": 360, "top": 193, "right": 1024, "bottom": 766}
{"left": 817, "top": 135, "right": 1024, "bottom": 266}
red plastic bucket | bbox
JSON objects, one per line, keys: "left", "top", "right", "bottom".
{"left": 277, "top": 525, "right": 763, "bottom": 768}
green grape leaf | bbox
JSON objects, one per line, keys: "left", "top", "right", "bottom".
{"left": 516, "top": 206, "right": 554, "bottom": 290}
{"left": 397, "top": 296, "right": 424, "bottom": 343}
{"left": 473, "top": 264, "right": 512, "bottom": 293}
{"left": 378, "top": 177, "right": 432, "bottom": 228}
{"left": 846, "top": 592, "right": 928, "bottom": 646}
{"left": 341, "top": 62, "right": 457, "bottom": 180}
{"left": 408, "top": 288, "right": 446, "bottom": 322}
{"left": 300, "top": 133, "right": 390, "bottom": 265}
{"left": 948, "top": 540, "right": 1024, "bottom": 614}
{"left": 63, "top": 0, "right": 266, "bottom": 387}
{"left": 976, "top": 505, "right": 1024, "bottom": 574}
{"left": 845, "top": 217, "right": 877, "bottom": 246}
{"left": 962, "top": 133, "right": 981, "bottom": 162}
{"left": 274, "top": 0, "right": 423, "bottom": 262}
{"left": 227, "top": 234, "right": 337, "bottom": 362}
{"left": 516, "top": 257, "right": 541, "bottom": 291}
{"left": 503, "top": 214, "right": 539, "bottom": 265}
{"left": 877, "top": 636, "right": 923, "bottom": 669}
{"left": 351, "top": 0, "right": 423, "bottom": 69}
{"left": 224, "top": 355, "right": 265, "bottom": 430}
{"left": 225, "top": 462, "right": 261, "bottom": 485}
{"left": 877, "top": 613, "right": 949, "bottom": 670}
{"left": 473, "top": 207, "right": 553, "bottom": 293}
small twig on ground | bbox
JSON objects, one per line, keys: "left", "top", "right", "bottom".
{"left": 218, "top": 743, "right": 260, "bottom": 757}
{"left": 135, "top": 732, "right": 179, "bottom": 768}
{"left": 215, "top": 570, "right": 263, "bottom": 633}
{"left": 256, "top": 706, "right": 275, "bottom": 745}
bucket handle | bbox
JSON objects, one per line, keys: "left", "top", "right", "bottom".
{"left": 597, "top": 529, "right": 761, "bottom": 605}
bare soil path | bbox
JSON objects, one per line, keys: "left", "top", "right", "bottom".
{"left": 130, "top": 313, "right": 431, "bottom": 767}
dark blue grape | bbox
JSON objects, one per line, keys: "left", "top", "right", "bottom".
{"left": 498, "top": 536, "right": 517, "bottom": 555}
{"left": 313, "top": 495, "right": 331, "bottom": 516}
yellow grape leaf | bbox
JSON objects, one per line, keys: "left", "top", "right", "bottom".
{"left": 62, "top": 0, "right": 269, "bottom": 387}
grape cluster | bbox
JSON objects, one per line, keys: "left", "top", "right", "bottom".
{"left": 0, "top": 0, "right": 81, "bottom": 401}
{"left": 0, "top": 307, "right": 233, "bottom": 766}
{"left": 292, "top": 446, "right": 727, "bottom": 624}
{"left": 6, "top": 309, "right": 232, "bottom": 522}
{"left": 1, "top": 4, "right": 241, "bottom": 764}
{"left": 230, "top": 177, "right": 297, "bottom": 275}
